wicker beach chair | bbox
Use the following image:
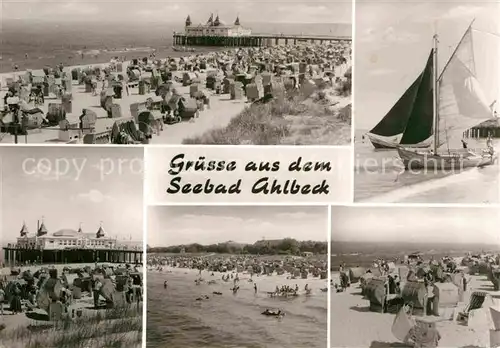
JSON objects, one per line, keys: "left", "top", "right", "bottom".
{"left": 456, "top": 291, "right": 488, "bottom": 325}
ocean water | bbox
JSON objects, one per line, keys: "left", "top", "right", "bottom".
{"left": 354, "top": 132, "right": 500, "bottom": 203}
{"left": 147, "top": 269, "right": 327, "bottom": 348}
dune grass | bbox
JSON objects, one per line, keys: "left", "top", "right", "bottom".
{"left": 183, "top": 80, "right": 352, "bottom": 145}
{"left": 0, "top": 305, "right": 143, "bottom": 348}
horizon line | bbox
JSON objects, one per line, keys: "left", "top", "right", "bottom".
{"left": 331, "top": 240, "right": 500, "bottom": 246}
{"left": 150, "top": 239, "right": 328, "bottom": 248}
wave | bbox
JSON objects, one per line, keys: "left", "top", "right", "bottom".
{"left": 360, "top": 167, "right": 483, "bottom": 203}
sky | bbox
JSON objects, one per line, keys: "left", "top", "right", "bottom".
{"left": 356, "top": 0, "right": 500, "bottom": 130}
{"left": 148, "top": 206, "right": 328, "bottom": 247}
{"left": 1, "top": 0, "right": 352, "bottom": 24}
{"left": 0, "top": 147, "right": 144, "bottom": 244}
{"left": 331, "top": 206, "right": 500, "bottom": 245}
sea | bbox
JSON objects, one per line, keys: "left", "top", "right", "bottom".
{"left": 0, "top": 21, "right": 351, "bottom": 73}
{"left": 330, "top": 241, "right": 500, "bottom": 272}
{"left": 147, "top": 269, "right": 327, "bottom": 348}
{"left": 354, "top": 129, "right": 500, "bottom": 203}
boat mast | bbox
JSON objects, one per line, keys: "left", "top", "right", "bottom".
{"left": 432, "top": 33, "right": 439, "bottom": 154}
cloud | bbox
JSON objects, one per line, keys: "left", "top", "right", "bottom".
{"left": 381, "top": 27, "right": 418, "bottom": 44}
{"left": 75, "top": 189, "right": 112, "bottom": 203}
{"left": 358, "top": 26, "right": 419, "bottom": 45}
{"left": 3, "top": 0, "right": 351, "bottom": 23}
{"left": 440, "top": 5, "right": 483, "bottom": 20}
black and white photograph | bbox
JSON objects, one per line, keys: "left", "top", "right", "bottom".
{"left": 354, "top": 0, "right": 500, "bottom": 203}
{"left": 1, "top": 0, "right": 351, "bottom": 146}
{"left": 330, "top": 206, "right": 500, "bottom": 348}
{"left": 0, "top": 146, "right": 144, "bottom": 348}
{"left": 146, "top": 206, "right": 328, "bottom": 348}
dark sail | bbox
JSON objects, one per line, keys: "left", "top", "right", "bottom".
{"left": 369, "top": 69, "right": 424, "bottom": 137}
{"left": 400, "top": 50, "right": 434, "bottom": 145}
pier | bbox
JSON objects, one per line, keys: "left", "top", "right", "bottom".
{"left": 172, "top": 33, "right": 351, "bottom": 47}
{"left": 3, "top": 244, "right": 143, "bottom": 267}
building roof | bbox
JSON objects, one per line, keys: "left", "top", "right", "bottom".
{"left": 53, "top": 229, "right": 80, "bottom": 237}
{"left": 96, "top": 225, "right": 106, "bottom": 238}
{"left": 38, "top": 222, "right": 48, "bottom": 236}
{"left": 473, "top": 117, "right": 500, "bottom": 129}
{"left": 186, "top": 14, "right": 242, "bottom": 29}
{"left": 20, "top": 222, "right": 29, "bottom": 236}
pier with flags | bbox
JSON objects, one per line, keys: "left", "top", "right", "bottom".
{"left": 173, "top": 14, "right": 351, "bottom": 47}
{"left": 2, "top": 218, "right": 143, "bottom": 266}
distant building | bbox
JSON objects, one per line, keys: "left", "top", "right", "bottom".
{"left": 184, "top": 13, "right": 252, "bottom": 37}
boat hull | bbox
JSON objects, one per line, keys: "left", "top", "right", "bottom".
{"left": 397, "top": 147, "right": 497, "bottom": 170}
{"left": 367, "top": 133, "right": 431, "bottom": 149}
{"left": 367, "top": 133, "right": 400, "bottom": 149}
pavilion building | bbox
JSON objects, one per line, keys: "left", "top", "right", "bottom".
{"left": 3, "top": 218, "right": 143, "bottom": 266}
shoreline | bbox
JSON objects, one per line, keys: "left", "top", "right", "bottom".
{"left": 0, "top": 46, "right": 227, "bottom": 76}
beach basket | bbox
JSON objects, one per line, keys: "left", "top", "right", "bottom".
{"left": 47, "top": 103, "right": 66, "bottom": 126}
{"left": 72, "top": 286, "right": 82, "bottom": 299}
{"left": 190, "top": 84, "right": 200, "bottom": 98}
{"left": 349, "top": 267, "right": 366, "bottom": 284}
{"left": 364, "top": 277, "right": 387, "bottom": 312}
{"left": 402, "top": 281, "right": 428, "bottom": 315}
{"left": 111, "top": 104, "right": 122, "bottom": 119}
{"left": 230, "top": 82, "right": 244, "bottom": 100}
{"left": 115, "top": 275, "right": 129, "bottom": 291}
{"left": 62, "top": 93, "right": 72, "bottom": 113}
{"left": 223, "top": 78, "right": 234, "bottom": 94}
{"left": 246, "top": 83, "right": 263, "bottom": 101}
{"left": 49, "top": 301, "right": 64, "bottom": 321}
{"left": 491, "top": 268, "right": 500, "bottom": 291}
{"left": 490, "top": 307, "right": 500, "bottom": 331}
{"left": 37, "top": 277, "right": 63, "bottom": 314}
{"left": 432, "top": 282, "right": 459, "bottom": 308}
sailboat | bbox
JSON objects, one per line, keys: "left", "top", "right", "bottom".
{"left": 397, "top": 21, "right": 497, "bottom": 170}
{"left": 366, "top": 51, "right": 435, "bottom": 149}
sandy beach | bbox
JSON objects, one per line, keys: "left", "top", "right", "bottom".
{"left": 0, "top": 262, "right": 143, "bottom": 348}
{"left": 0, "top": 61, "right": 247, "bottom": 144}
{"left": 331, "top": 270, "right": 500, "bottom": 348}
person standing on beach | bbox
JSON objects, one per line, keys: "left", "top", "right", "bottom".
{"left": 254, "top": 283, "right": 257, "bottom": 294}
{"left": 0, "top": 287, "right": 4, "bottom": 316}
{"left": 164, "top": 281, "right": 168, "bottom": 289}
{"left": 93, "top": 279, "right": 102, "bottom": 308}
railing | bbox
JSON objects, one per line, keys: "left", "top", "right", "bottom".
{"left": 173, "top": 32, "right": 351, "bottom": 39}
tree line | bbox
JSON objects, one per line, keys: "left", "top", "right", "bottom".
{"left": 148, "top": 238, "right": 327, "bottom": 255}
